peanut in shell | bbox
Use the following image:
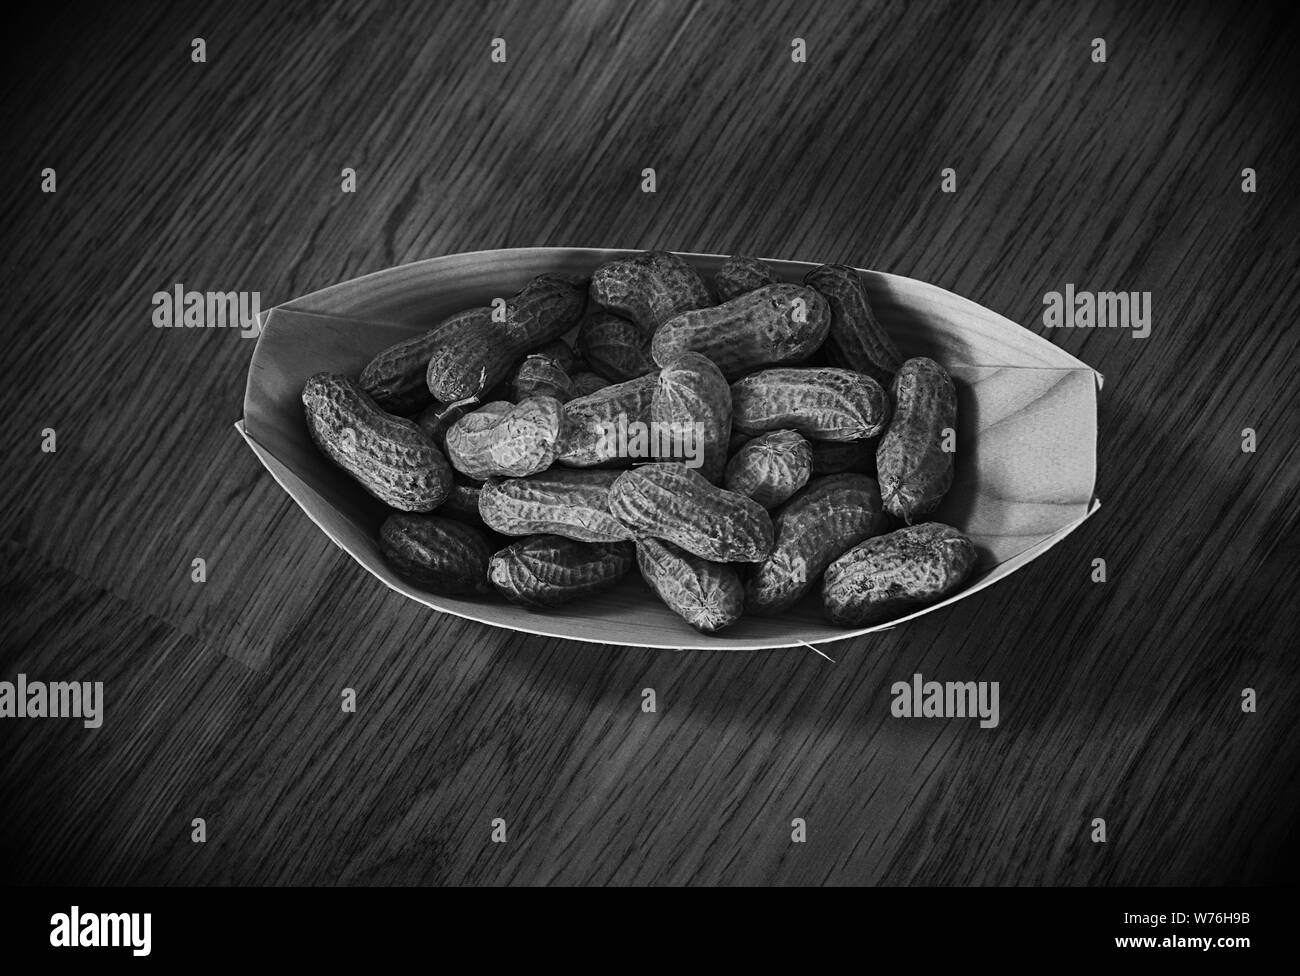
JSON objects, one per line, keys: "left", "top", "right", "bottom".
{"left": 746, "top": 473, "right": 890, "bottom": 615}
{"left": 556, "top": 373, "right": 657, "bottom": 468}
{"left": 379, "top": 513, "right": 493, "bottom": 596}
{"left": 637, "top": 538, "right": 744, "bottom": 633}
{"left": 803, "top": 264, "right": 902, "bottom": 388}
{"left": 821, "top": 522, "right": 977, "bottom": 626}
{"left": 510, "top": 353, "right": 573, "bottom": 402}
{"left": 714, "top": 255, "right": 777, "bottom": 302}
{"left": 730, "top": 367, "right": 890, "bottom": 441}
{"left": 444, "top": 396, "right": 565, "bottom": 480}
{"left": 876, "top": 357, "right": 957, "bottom": 523}
{"left": 302, "top": 372, "right": 452, "bottom": 512}
{"left": 651, "top": 351, "right": 732, "bottom": 484}
{"left": 478, "top": 468, "right": 633, "bottom": 543}
{"left": 589, "top": 250, "right": 712, "bottom": 334}
{"left": 608, "top": 463, "right": 774, "bottom": 562}
{"left": 579, "top": 312, "right": 656, "bottom": 382}
{"left": 723, "top": 429, "right": 813, "bottom": 509}
{"left": 569, "top": 371, "right": 610, "bottom": 398}
{"left": 359, "top": 329, "right": 443, "bottom": 414}
{"left": 651, "top": 283, "right": 830, "bottom": 379}
{"left": 488, "top": 535, "right": 635, "bottom": 610}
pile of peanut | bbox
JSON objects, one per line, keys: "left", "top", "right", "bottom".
{"left": 301, "top": 251, "right": 977, "bottom": 633}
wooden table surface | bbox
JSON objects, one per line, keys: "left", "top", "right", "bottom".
{"left": 1, "top": 0, "right": 1297, "bottom": 885}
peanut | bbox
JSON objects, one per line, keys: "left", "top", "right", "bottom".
{"left": 579, "top": 311, "right": 655, "bottom": 381}
{"left": 379, "top": 513, "right": 493, "bottom": 596}
{"left": 510, "top": 353, "right": 573, "bottom": 402}
{"left": 876, "top": 357, "right": 957, "bottom": 522}
{"left": 821, "top": 522, "right": 977, "bottom": 625}
{"left": 731, "top": 367, "right": 890, "bottom": 441}
{"left": 531, "top": 337, "right": 578, "bottom": 374}
{"left": 478, "top": 468, "right": 633, "bottom": 543}
{"left": 590, "top": 250, "right": 712, "bottom": 334}
{"left": 555, "top": 372, "right": 656, "bottom": 468}
{"left": 651, "top": 283, "right": 830, "bottom": 378}
{"left": 608, "top": 463, "right": 774, "bottom": 562}
{"left": 803, "top": 264, "right": 902, "bottom": 388}
{"left": 636, "top": 538, "right": 744, "bottom": 633}
{"left": 723, "top": 429, "right": 813, "bottom": 509}
{"left": 489, "top": 535, "right": 635, "bottom": 610}
{"left": 501, "top": 272, "right": 588, "bottom": 348}
{"left": 746, "top": 474, "right": 890, "bottom": 615}
{"left": 426, "top": 274, "right": 586, "bottom": 401}
{"left": 651, "top": 351, "right": 732, "bottom": 484}
{"left": 444, "top": 396, "right": 565, "bottom": 479}
{"left": 302, "top": 372, "right": 451, "bottom": 511}
{"left": 425, "top": 308, "right": 511, "bottom": 403}
{"left": 359, "top": 329, "right": 442, "bottom": 414}
{"left": 713, "top": 255, "right": 777, "bottom": 302}
{"left": 438, "top": 475, "right": 488, "bottom": 527}
{"left": 569, "top": 371, "right": 610, "bottom": 398}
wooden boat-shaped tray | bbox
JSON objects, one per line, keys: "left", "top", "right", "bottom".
{"left": 237, "top": 248, "right": 1101, "bottom": 650}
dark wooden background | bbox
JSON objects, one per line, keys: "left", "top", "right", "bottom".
{"left": 1, "top": 0, "right": 1296, "bottom": 885}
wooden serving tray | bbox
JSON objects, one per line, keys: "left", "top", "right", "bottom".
{"left": 237, "top": 248, "right": 1101, "bottom": 650}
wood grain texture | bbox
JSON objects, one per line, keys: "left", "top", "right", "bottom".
{"left": 1, "top": 0, "right": 1297, "bottom": 884}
